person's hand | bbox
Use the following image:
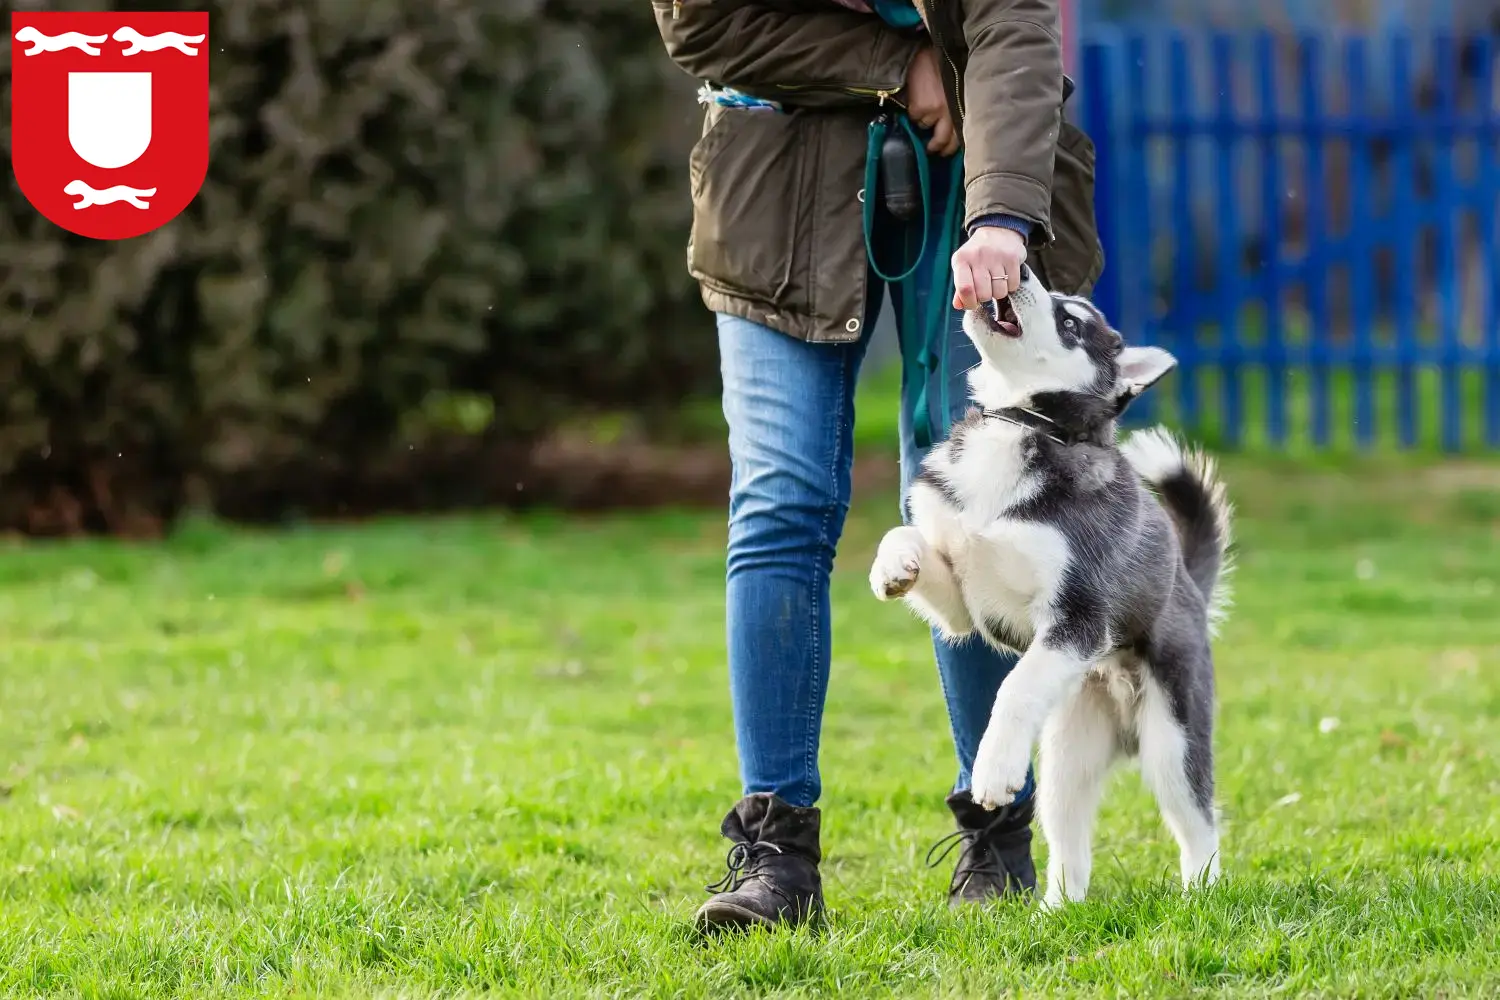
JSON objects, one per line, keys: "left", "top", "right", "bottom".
{"left": 952, "top": 226, "right": 1027, "bottom": 308}
{"left": 903, "top": 47, "right": 959, "bottom": 157}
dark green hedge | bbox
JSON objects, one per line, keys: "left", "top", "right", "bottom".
{"left": 0, "top": 0, "right": 712, "bottom": 533}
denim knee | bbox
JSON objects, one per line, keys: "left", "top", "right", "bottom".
{"left": 726, "top": 456, "right": 847, "bottom": 580}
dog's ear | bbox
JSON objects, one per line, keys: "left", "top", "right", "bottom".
{"left": 1113, "top": 346, "right": 1177, "bottom": 415}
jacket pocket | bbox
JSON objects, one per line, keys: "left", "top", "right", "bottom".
{"left": 1034, "top": 120, "right": 1105, "bottom": 297}
{"left": 688, "top": 106, "right": 804, "bottom": 305}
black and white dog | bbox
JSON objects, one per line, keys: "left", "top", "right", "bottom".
{"left": 869, "top": 265, "right": 1232, "bottom": 907}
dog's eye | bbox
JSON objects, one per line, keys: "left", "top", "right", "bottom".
{"left": 1063, "top": 318, "right": 1077, "bottom": 331}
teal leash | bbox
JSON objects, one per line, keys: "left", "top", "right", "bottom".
{"left": 862, "top": 114, "right": 965, "bottom": 449}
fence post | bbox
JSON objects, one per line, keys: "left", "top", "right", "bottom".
{"left": 1345, "top": 36, "right": 1378, "bottom": 449}
{"left": 1391, "top": 34, "right": 1420, "bottom": 448}
{"left": 1480, "top": 36, "right": 1500, "bottom": 448}
{"left": 1081, "top": 40, "right": 1123, "bottom": 331}
{"left": 1211, "top": 33, "right": 1243, "bottom": 447}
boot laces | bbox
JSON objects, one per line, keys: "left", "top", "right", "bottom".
{"left": 705, "top": 840, "right": 787, "bottom": 895}
{"left": 925, "top": 809, "right": 1028, "bottom": 883}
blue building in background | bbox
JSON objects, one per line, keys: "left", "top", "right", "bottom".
{"left": 1076, "top": 0, "right": 1500, "bottom": 449}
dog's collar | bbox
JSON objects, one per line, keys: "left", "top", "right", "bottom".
{"left": 981, "top": 398, "right": 1114, "bottom": 447}
{"left": 981, "top": 406, "right": 1081, "bottom": 445}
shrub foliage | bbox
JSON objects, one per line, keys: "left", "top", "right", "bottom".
{"left": 0, "top": 0, "right": 711, "bottom": 533}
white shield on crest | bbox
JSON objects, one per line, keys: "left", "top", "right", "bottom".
{"left": 68, "top": 72, "right": 153, "bottom": 170}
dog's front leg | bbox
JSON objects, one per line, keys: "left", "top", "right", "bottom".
{"left": 971, "top": 633, "right": 1095, "bottom": 810}
{"left": 869, "top": 526, "right": 973, "bottom": 639}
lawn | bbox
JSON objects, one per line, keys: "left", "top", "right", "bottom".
{"left": 0, "top": 456, "right": 1497, "bottom": 997}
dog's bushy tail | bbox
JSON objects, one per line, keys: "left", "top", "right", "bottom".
{"left": 1121, "top": 427, "right": 1234, "bottom": 632}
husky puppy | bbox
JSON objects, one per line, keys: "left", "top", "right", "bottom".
{"left": 869, "top": 265, "right": 1232, "bottom": 906}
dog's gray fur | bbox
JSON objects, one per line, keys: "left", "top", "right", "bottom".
{"left": 869, "top": 266, "right": 1232, "bottom": 907}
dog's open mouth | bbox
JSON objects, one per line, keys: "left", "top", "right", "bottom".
{"left": 981, "top": 297, "right": 1022, "bottom": 339}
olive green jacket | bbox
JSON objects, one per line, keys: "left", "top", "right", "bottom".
{"left": 655, "top": 0, "right": 1104, "bottom": 343}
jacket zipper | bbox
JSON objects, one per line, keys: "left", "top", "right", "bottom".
{"left": 916, "top": 0, "right": 964, "bottom": 121}
{"left": 772, "top": 82, "right": 905, "bottom": 109}
{"left": 946, "top": 54, "right": 964, "bottom": 121}
{"left": 672, "top": 0, "right": 680, "bottom": 17}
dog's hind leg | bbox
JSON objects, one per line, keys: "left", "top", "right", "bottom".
{"left": 1137, "top": 670, "right": 1220, "bottom": 890}
{"left": 1037, "top": 680, "right": 1120, "bottom": 907}
{"left": 869, "top": 526, "right": 973, "bottom": 639}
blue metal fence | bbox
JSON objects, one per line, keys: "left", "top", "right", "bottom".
{"left": 1081, "top": 29, "right": 1500, "bottom": 449}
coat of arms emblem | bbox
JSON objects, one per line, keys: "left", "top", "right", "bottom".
{"left": 10, "top": 11, "right": 209, "bottom": 240}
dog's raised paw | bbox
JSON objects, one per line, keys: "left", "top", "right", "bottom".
{"left": 970, "top": 735, "right": 1031, "bottom": 810}
{"left": 872, "top": 562, "right": 918, "bottom": 599}
{"left": 869, "top": 527, "right": 924, "bottom": 601}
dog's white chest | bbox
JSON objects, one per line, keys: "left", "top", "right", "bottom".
{"left": 958, "top": 518, "right": 1069, "bottom": 628}
{"left": 912, "top": 508, "right": 1069, "bottom": 646}
{"left": 905, "top": 428, "right": 1070, "bottom": 636}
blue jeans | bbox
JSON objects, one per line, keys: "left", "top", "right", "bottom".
{"left": 718, "top": 197, "right": 1036, "bottom": 809}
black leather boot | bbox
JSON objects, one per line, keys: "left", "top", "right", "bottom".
{"left": 926, "top": 790, "right": 1037, "bottom": 905}
{"left": 695, "top": 793, "right": 824, "bottom": 931}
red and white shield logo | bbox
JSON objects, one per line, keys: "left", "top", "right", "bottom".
{"left": 9, "top": 11, "right": 209, "bottom": 241}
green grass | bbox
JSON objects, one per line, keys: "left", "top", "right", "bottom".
{"left": 1, "top": 457, "right": 1498, "bottom": 998}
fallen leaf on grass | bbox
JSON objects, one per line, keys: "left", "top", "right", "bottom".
{"left": 538, "top": 660, "right": 586, "bottom": 679}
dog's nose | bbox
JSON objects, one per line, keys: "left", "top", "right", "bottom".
{"left": 1018, "top": 262, "right": 1032, "bottom": 281}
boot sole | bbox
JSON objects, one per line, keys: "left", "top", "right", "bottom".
{"left": 694, "top": 899, "right": 779, "bottom": 932}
